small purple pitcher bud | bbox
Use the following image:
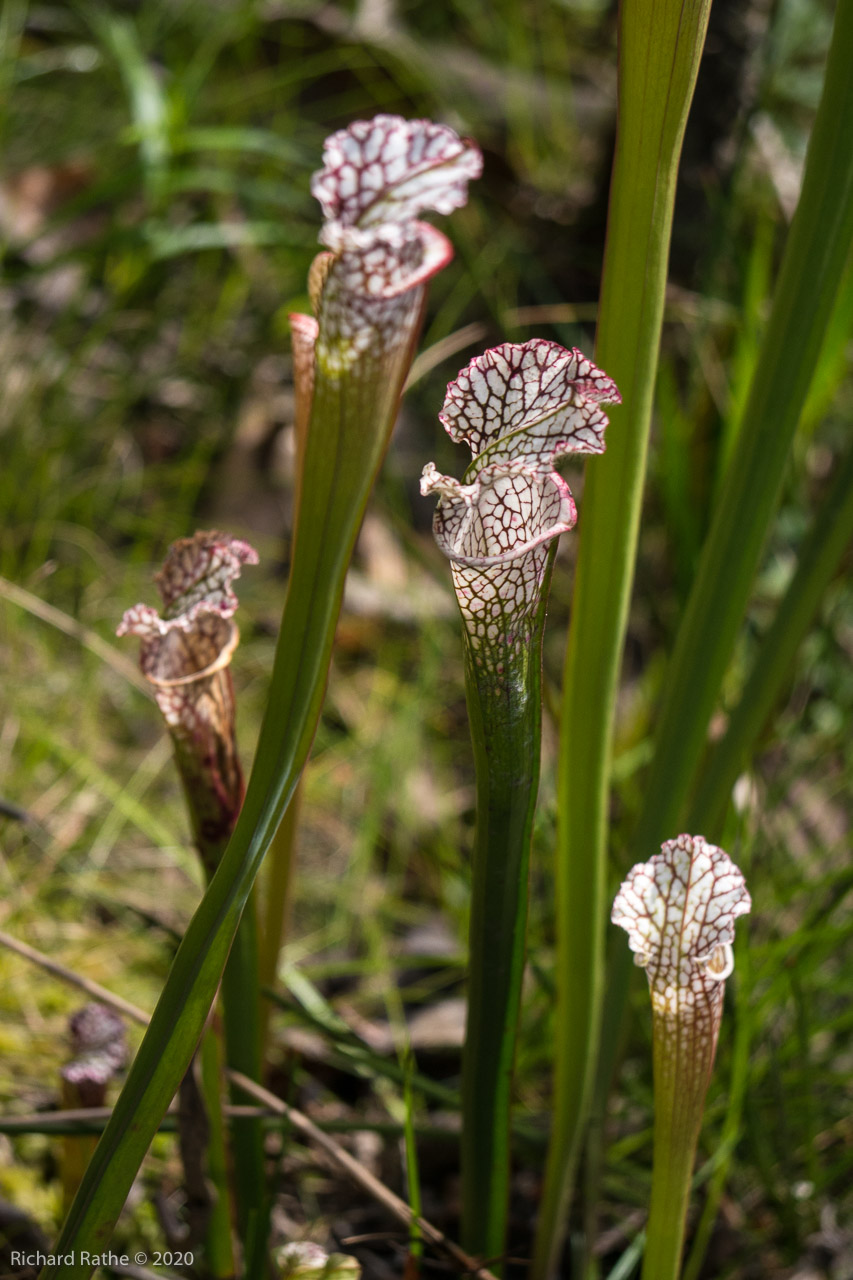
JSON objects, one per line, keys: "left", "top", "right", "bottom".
{"left": 59, "top": 1003, "right": 128, "bottom": 1213}
{"left": 61, "top": 1003, "right": 127, "bottom": 1109}
{"left": 118, "top": 531, "right": 258, "bottom": 879}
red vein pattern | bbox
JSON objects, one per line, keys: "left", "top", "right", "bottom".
{"left": 440, "top": 340, "right": 617, "bottom": 464}
{"left": 117, "top": 533, "right": 257, "bottom": 874}
{"left": 308, "top": 116, "right": 481, "bottom": 372}
{"left": 612, "top": 834, "right": 751, "bottom": 1053}
{"left": 118, "top": 532, "right": 258, "bottom": 635}
{"left": 62, "top": 1004, "right": 127, "bottom": 1106}
{"left": 117, "top": 532, "right": 257, "bottom": 730}
{"left": 312, "top": 114, "right": 482, "bottom": 231}
{"left": 421, "top": 340, "right": 620, "bottom": 660}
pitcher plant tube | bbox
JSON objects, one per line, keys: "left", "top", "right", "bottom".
{"left": 422, "top": 339, "right": 619, "bottom": 1264}
{"left": 117, "top": 530, "right": 257, "bottom": 880}
{"left": 47, "top": 116, "right": 480, "bottom": 1280}
{"left": 60, "top": 1006, "right": 127, "bottom": 1217}
{"left": 119, "top": 530, "right": 260, "bottom": 1266}
{"left": 611, "top": 835, "right": 751, "bottom": 1280}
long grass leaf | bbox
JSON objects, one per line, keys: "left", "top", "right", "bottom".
{"left": 81, "top": 6, "right": 171, "bottom": 200}
{"left": 690, "top": 434, "right": 853, "bottom": 834}
{"left": 533, "top": 3, "right": 714, "bottom": 1273}
{"left": 633, "top": 0, "right": 853, "bottom": 871}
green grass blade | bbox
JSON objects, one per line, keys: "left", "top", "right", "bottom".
{"left": 0, "top": 0, "right": 28, "bottom": 143}
{"left": 605, "top": 1234, "right": 644, "bottom": 1280}
{"left": 258, "top": 787, "right": 301, "bottom": 1063}
{"left": 633, "top": 0, "right": 853, "bottom": 862}
{"left": 198, "top": 1027, "right": 238, "bottom": 1279}
{"left": 690, "top": 434, "right": 853, "bottom": 835}
{"left": 175, "top": 125, "right": 307, "bottom": 165}
{"left": 800, "top": 247, "right": 853, "bottom": 435}
{"left": 220, "top": 893, "right": 268, "bottom": 1264}
{"left": 81, "top": 5, "right": 171, "bottom": 202}
{"left": 25, "top": 717, "right": 183, "bottom": 851}
{"left": 271, "top": 970, "right": 459, "bottom": 1108}
{"left": 533, "top": 3, "right": 714, "bottom": 1274}
{"left": 144, "top": 220, "right": 315, "bottom": 259}
{"left": 402, "top": 1062, "right": 424, "bottom": 1264}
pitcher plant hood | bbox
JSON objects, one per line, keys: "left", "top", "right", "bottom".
{"left": 293, "top": 115, "right": 481, "bottom": 376}
{"left": 612, "top": 834, "right": 751, "bottom": 1054}
{"left": 421, "top": 339, "right": 620, "bottom": 657}
{"left": 117, "top": 531, "right": 258, "bottom": 876}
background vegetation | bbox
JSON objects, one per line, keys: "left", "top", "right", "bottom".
{"left": 0, "top": 0, "right": 851, "bottom": 1276}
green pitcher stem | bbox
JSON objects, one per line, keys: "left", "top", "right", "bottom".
{"left": 689, "top": 432, "right": 853, "bottom": 835}
{"left": 220, "top": 892, "right": 267, "bottom": 1259}
{"left": 258, "top": 784, "right": 302, "bottom": 1062}
{"left": 198, "top": 1025, "right": 238, "bottom": 1279}
{"left": 640, "top": 1015, "right": 709, "bottom": 1280}
{"left": 460, "top": 551, "right": 553, "bottom": 1267}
